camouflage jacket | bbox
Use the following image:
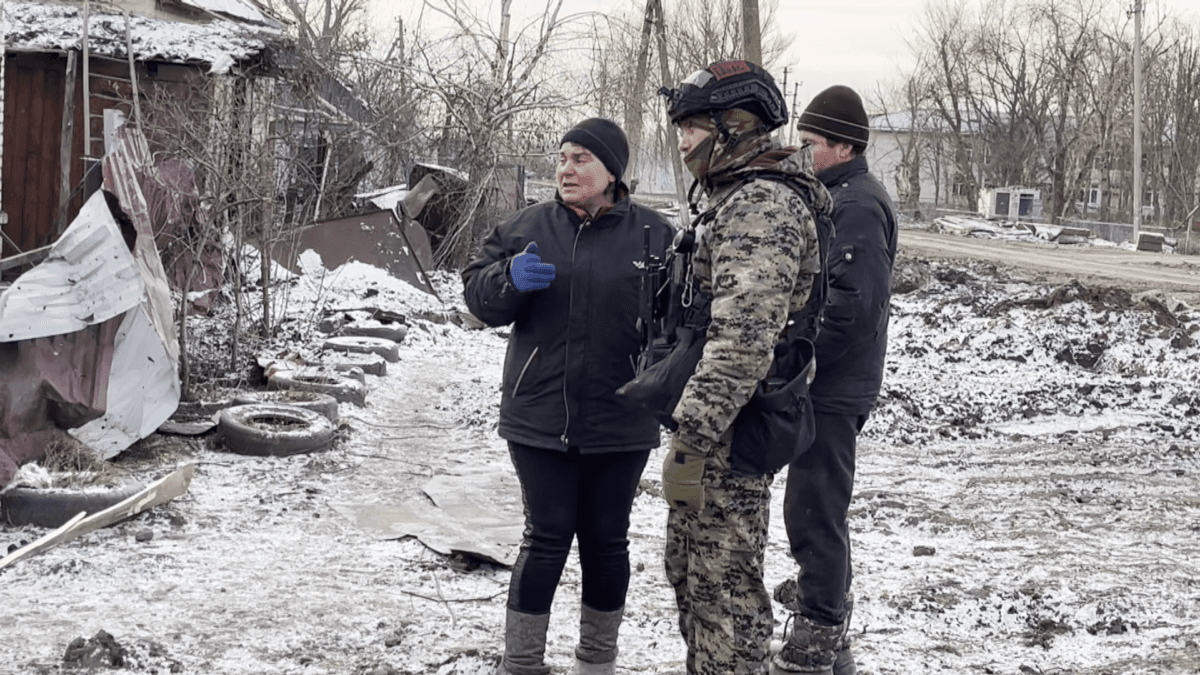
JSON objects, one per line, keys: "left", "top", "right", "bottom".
{"left": 672, "top": 136, "right": 828, "bottom": 454}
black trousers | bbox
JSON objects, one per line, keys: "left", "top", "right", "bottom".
{"left": 506, "top": 442, "right": 650, "bottom": 614}
{"left": 783, "top": 410, "right": 866, "bottom": 626}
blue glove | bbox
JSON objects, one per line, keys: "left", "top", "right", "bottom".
{"left": 509, "top": 242, "right": 556, "bottom": 292}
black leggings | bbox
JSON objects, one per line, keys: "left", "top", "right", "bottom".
{"left": 506, "top": 442, "right": 650, "bottom": 614}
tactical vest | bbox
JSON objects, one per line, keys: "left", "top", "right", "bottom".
{"left": 620, "top": 169, "right": 834, "bottom": 477}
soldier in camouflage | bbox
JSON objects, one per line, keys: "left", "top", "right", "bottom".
{"left": 657, "top": 61, "right": 828, "bottom": 675}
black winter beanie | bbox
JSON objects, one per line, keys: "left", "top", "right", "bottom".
{"left": 797, "top": 85, "right": 870, "bottom": 151}
{"left": 561, "top": 118, "right": 629, "bottom": 184}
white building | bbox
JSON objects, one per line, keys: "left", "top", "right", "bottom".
{"left": 865, "top": 109, "right": 985, "bottom": 215}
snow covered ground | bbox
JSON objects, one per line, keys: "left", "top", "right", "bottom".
{"left": 2, "top": 236, "right": 1199, "bottom": 675}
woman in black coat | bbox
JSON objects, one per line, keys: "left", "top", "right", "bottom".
{"left": 462, "top": 118, "right": 673, "bottom": 675}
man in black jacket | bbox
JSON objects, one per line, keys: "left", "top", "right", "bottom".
{"left": 772, "top": 86, "right": 898, "bottom": 675}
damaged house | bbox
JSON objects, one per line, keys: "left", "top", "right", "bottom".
{"left": 0, "top": 0, "right": 283, "bottom": 488}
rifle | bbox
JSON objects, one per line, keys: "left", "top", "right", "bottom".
{"left": 634, "top": 223, "right": 675, "bottom": 376}
{"left": 619, "top": 217, "right": 710, "bottom": 430}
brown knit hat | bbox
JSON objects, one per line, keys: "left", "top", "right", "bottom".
{"left": 797, "top": 85, "right": 870, "bottom": 151}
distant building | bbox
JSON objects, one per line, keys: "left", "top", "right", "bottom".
{"left": 979, "top": 186, "right": 1042, "bottom": 221}
{"left": 865, "top": 108, "right": 987, "bottom": 215}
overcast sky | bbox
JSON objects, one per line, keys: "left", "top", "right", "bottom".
{"left": 367, "top": 0, "right": 1200, "bottom": 113}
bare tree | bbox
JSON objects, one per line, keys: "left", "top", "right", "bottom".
{"left": 911, "top": 0, "right": 983, "bottom": 210}
{"left": 268, "top": 0, "right": 369, "bottom": 57}
{"left": 1141, "top": 18, "right": 1200, "bottom": 231}
{"left": 395, "top": 0, "right": 580, "bottom": 268}
{"left": 895, "top": 0, "right": 1200, "bottom": 232}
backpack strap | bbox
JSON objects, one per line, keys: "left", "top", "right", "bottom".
{"left": 737, "top": 170, "right": 834, "bottom": 344}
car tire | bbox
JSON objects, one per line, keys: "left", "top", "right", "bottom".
{"left": 322, "top": 336, "right": 401, "bottom": 363}
{"left": 268, "top": 370, "right": 368, "bottom": 407}
{"left": 341, "top": 323, "right": 408, "bottom": 344}
{"left": 217, "top": 404, "right": 336, "bottom": 456}
{"left": 233, "top": 390, "right": 340, "bottom": 423}
{"left": 1, "top": 478, "right": 146, "bottom": 528}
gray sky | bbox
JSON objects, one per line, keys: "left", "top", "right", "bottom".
{"left": 367, "top": 0, "right": 1200, "bottom": 113}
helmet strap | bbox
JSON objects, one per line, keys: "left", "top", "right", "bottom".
{"left": 710, "top": 111, "right": 733, "bottom": 145}
{"left": 687, "top": 179, "right": 702, "bottom": 215}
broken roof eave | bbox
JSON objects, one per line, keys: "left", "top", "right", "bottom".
{"left": 2, "top": 1, "right": 277, "bottom": 69}
{"left": 1, "top": 45, "right": 263, "bottom": 73}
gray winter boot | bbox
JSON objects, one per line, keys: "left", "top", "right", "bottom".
{"left": 832, "top": 645, "right": 856, "bottom": 675}
{"left": 570, "top": 604, "right": 623, "bottom": 675}
{"left": 500, "top": 609, "right": 552, "bottom": 675}
{"left": 769, "top": 612, "right": 849, "bottom": 675}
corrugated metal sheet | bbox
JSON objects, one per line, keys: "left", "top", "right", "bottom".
{"left": 71, "top": 124, "right": 181, "bottom": 457}
{"left": 102, "top": 125, "right": 179, "bottom": 360}
{"left": 0, "top": 123, "right": 183, "bottom": 468}
{"left": 0, "top": 190, "right": 144, "bottom": 342}
{"left": 0, "top": 317, "right": 121, "bottom": 488}
{"left": 71, "top": 304, "right": 179, "bottom": 457}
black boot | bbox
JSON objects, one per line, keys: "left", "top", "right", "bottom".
{"left": 832, "top": 593, "right": 856, "bottom": 675}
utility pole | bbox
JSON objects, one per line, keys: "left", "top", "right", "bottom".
{"left": 790, "top": 82, "right": 801, "bottom": 145}
{"left": 624, "top": 0, "right": 655, "bottom": 183}
{"left": 1132, "top": 0, "right": 1143, "bottom": 242}
{"left": 741, "top": 0, "right": 762, "bottom": 65}
{"left": 779, "top": 67, "right": 788, "bottom": 143}
{"left": 651, "top": 0, "right": 688, "bottom": 225}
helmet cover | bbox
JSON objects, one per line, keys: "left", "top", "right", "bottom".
{"left": 659, "top": 60, "right": 788, "bottom": 131}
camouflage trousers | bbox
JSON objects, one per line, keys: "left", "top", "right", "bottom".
{"left": 664, "top": 437, "right": 774, "bottom": 675}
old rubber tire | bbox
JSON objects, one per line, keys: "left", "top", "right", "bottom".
{"left": 322, "top": 336, "right": 401, "bottom": 363}
{"left": 217, "top": 404, "right": 336, "bottom": 456}
{"left": 1, "top": 478, "right": 146, "bottom": 528}
{"left": 268, "top": 370, "right": 367, "bottom": 407}
{"left": 233, "top": 390, "right": 340, "bottom": 423}
{"left": 341, "top": 323, "right": 408, "bottom": 344}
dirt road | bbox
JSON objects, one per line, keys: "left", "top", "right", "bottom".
{"left": 899, "top": 228, "right": 1200, "bottom": 303}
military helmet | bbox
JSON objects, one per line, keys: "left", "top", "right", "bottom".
{"left": 659, "top": 60, "right": 788, "bottom": 131}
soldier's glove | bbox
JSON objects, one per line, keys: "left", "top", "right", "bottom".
{"left": 509, "top": 242, "right": 556, "bottom": 292}
{"left": 661, "top": 436, "right": 705, "bottom": 511}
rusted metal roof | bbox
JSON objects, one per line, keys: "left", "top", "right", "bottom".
{"left": 271, "top": 207, "right": 438, "bottom": 297}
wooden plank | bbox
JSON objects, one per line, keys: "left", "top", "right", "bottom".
{"left": 57, "top": 50, "right": 78, "bottom": 237}
{"left": 32, "top": 64, "right": 58, "bottom": 249}
{"left": 1, "top": 57, "right": 10, "bottom": 258}
{"left": 0, "top": 464, "right": 198, "bottom": 571}
{"left": 0, "top": 244, "right": 53, "bottom": 272}
{"left": 26, "top": 64, "right": 48, "bottom": 251}
{"left": 7, "top": 59, "right": 32, "bottom": 252}
{"left": 0, "top": 513, "right": 88, "bottom": 569}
